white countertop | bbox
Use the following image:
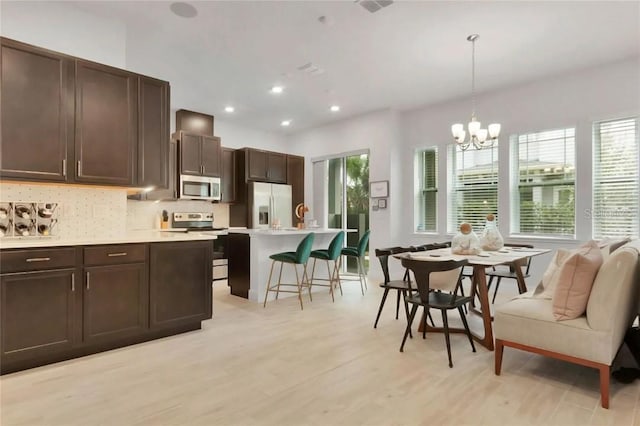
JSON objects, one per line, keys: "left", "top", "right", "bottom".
{"left": 0, "top": 230, "right": 220, "bottom": 250}
{"left": 229, "top": 228, "right": 353, "bottom": 236}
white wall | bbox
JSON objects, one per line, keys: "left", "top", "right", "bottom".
{"left": 286, "top": 109, "right": 402, "bottom": 258}
{"left": 0, "top": 1, "right": 126, "bottom": 68}
{"left": 401, "top": 57, "right": 640, "bottom": 285}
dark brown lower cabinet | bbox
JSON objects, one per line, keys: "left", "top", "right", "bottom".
{"left": 83, "top": 263, "right": 148, "bottom": 344}
{"left": 0, "top": 269, "right": 77, "bottom": 361}
{"left": 1, "top": 240, "right": 213, "bottom": 374}
{"left": 149, "top": 241, "right": 213, "bottom": 329}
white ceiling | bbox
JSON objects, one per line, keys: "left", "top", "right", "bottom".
{"left": 71, "top": 1, "right": 640, "bottom": 134}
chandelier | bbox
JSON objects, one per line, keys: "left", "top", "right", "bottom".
{"left": 451, "top": 34, "right": 500, "bottom": 150}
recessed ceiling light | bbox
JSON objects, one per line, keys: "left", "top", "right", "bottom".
{"left": 281, "top": 120, "right": 291, "bottom": 127}
{"left": 170, "top": 2, "right": 198, "bottom": 18}
{"left": 330, "top": 105, "right": 341, "bottom": 112}
{"left": 224, "top": 106, "right": 235, "bottom": 113}
{"left": 271, "top": 86, "right": 284, "bottom": 94}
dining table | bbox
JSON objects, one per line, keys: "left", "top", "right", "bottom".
{"left": 394, "top": 245, "right": 550, "bottom": 351}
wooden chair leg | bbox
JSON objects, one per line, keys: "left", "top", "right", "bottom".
{"left": 422, "top": 307, "right": 428, "bottom": 340}
{"left": 458, "top": 306, "right": 475, "bottom": 352}
{"left": 441, "top": 309, "right": 453, "bottom": 368}
{"left": 494, "top": 339, "right": 504, "bottom": 375}
{"left": 374, "top": 288, "right": 390, "bottom": 328}
{"left": 400, "top": 304, "right": 419, "bottom": 352}
{"left": 492, "top": 277, "right": 502, "bottom": 304}
{"left": 263, "top": 260, "right": 276, "bottom": 307}
{"left": 395, "top": 290, "right": 401, "bottom": 319}
{"left": 600, "top": 365, "right": 610, "bottom": 409}
{"left": 401, "top": 290, "right": 413, "bottom": 339}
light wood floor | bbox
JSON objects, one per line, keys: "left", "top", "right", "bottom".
{"left": 1, "top": 279, "right": 639, "bottom": 426}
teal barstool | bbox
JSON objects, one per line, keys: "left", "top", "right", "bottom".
{"left": 309, "top": 231, "right": 345, "bottom": 302}
{"left": 263, "top": 233, "right": 315, "bottom": 310}
{"left": 340, "top": 230, "right": 371, "bottom": 295}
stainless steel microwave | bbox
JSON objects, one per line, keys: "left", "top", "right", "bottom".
{"left": 179, "top": 174, "right": 221, "bottom": 201}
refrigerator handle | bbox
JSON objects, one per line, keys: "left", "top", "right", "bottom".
{"left": 271, "top": 194, "right": 276, "bottom": 226}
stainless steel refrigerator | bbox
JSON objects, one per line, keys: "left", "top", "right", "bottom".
{"left": 248, "top": 182, "right": 293, "bottom": 229}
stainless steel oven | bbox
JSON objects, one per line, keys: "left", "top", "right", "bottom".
{"left": 213, "top": 235, "right": 228, "bottom": 281}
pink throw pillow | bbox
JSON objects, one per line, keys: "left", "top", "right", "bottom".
{"left": 552, "top": 240, "right": 603, "bottom": 320}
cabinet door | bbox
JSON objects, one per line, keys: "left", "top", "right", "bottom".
{"left": 75, "top": 60, "right": 136, "bottom": 185}
{"left": 221, "top": 147, "right": 237, "bottom": 203}
{"left": 1, "top": 269, "right": 76, "bottom": 361}
{"left": 179, "top": 132, "right": 202, "bottom": 175}
{"left": 247, "top": 149, "right": 268, "bottom": 181}
{"left": 287, "top": 155, "right": 305, "bottom": 225}
{"left": 0, "top": 38, "right": 71, "bottom": 182}
{"left": 83, "top": 263, "right": 148, "bottom": 344}
{"left": 149, "top": 241, "right": 212, "bottom": 329}
{"left": 268, "top": 152, "right": 288, "bottom": 183}
{"left": 138, "top": 76, "right": 169, "bottom": 188}
{"left": 201, "top": 136, "right": 221, "bottom": 177}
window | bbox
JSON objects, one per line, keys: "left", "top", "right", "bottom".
{"left": 415, "top": 148, "right": 437, "bottom": 232}
{"left": 448, "top": 143, "right": 498, "bottom": 233}
{"left": 511, "top": 128, "right": 575, "bottom": 236}
{"left": 592, "top": 117, "right": 639, "bottom": 239}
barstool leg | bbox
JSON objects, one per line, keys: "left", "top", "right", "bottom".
{"left": 294, "top": 263, "right": 303, "bottom": 310}
{"left": 275, "top": 261, "right": 284, "bottom": 300}
{"left": 303, "top": 262, "right": 313, "bottom": 302}
{"left": 357, "top": 257, "right": 365, "bottom": 296}
{"left": 360, "top": 256, "right": 368, "bottom": 290}
{"left": 264, "top": 260, "right": 276, "bottom": 307}
{"left": 325, "top": 260, "right": 335, "bottom": 302}
{"left": 336, "top": 257, "right": 343, "bottom": 295}
{"left": 310, "top": 258, "right": 318, "bottom": 293}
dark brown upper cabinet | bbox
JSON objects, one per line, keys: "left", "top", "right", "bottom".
{"left": 137, "top": 76, "right": 170, "bottom": 189}
{"left": 0, "top": 38, "right": 72, "bottom": 182}
{"left": 177, "top": 131, "right": 221, "bottom": 177}
{"left": 74, "top": 60, "right": 137, "bottom": 186}
{"left": 246, "top": 148, "right": 287, "bottom": 183}
{"left": 221, "top": 147, "right": 237, "bottom": 203}
{"left": 287, "top": 154, "right": 305, "bottom": 225}
{"left": 0, "top": 37, "right": 170, "bottom": 188}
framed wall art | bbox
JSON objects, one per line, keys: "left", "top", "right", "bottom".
{"left": 370, "top": 180, "right": 389, "bottom": 198}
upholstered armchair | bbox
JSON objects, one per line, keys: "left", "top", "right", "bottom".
{"left": 494, "top": 240, "right": 640, "bottom": 409}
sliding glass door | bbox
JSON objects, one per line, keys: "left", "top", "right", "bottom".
{"left": 327, "top": 153, "right": 369, "bottom": 273}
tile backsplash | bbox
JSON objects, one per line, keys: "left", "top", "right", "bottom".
{"left": 0, "top": 183, "right": 231, "bottom": 240}
{"left": 0, "top": 183, "right": 126, "bottom": 239}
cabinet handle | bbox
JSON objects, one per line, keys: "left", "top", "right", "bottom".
{"left": 62, "top": 159, "right": 67, "bottom": 177}
{"left": 107, "top": 252, "right": 127, "bottom": 257}
{"left": 86, "top": 272, "right": 90, "bottom": 290}
{"left": 71, "top": 273, "right": 75, "bottom": 292}
{"left": 77, "top": 161, "right": 82, "bottom": 176}
{"left": 26, "top": 257, "right": 50, "bottom": 262}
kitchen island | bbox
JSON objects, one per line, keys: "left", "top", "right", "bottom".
{"left": 228, "top": 228, "right": 352, "bottom": 302}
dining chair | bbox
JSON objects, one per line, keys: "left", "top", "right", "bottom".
{"left": 309, "top": 231, "right": 345, "bottom": 301}
{"left": 340, "top": 229, "right": 370, "bottom": 295}
{"left": 399, "top": 256, "right": 475, "bottom": 368}
{"left": 263, "top": 232, "right": 315, "bottom": 310}
{"left": 486, "top": 243, "right": 534, "bottom": 304}
{"left": 373, "top": 246, "right": 415, "bottom": 330}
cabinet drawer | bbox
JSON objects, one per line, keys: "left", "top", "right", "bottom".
{"left": 83, "top": 244, "right": 147, "bottom": 266}
{"left": 0, "top": 248, "right": 77, "bottom": 273}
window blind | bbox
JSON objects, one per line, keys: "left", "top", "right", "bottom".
{"left": 592, "top": 117, "right": 639, "bottom": 239}
{"left": 416, "top": 148, "right": 437, "bottom": 232}
{"left": 448, "top": 143, "right": 498, "bottom": 234}
{"left": 511, "top": 128, "right": 575, "bottom": 236}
